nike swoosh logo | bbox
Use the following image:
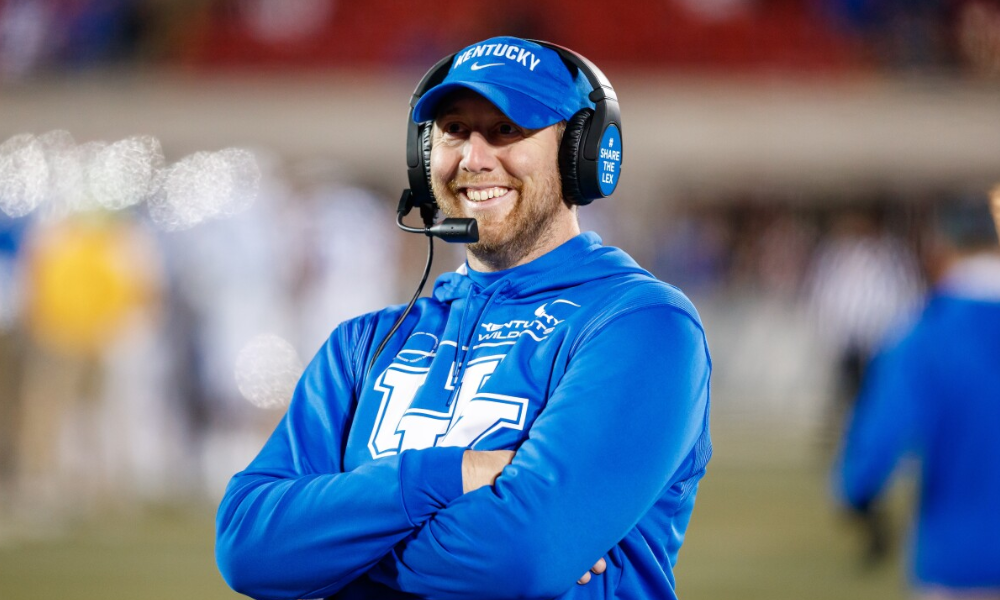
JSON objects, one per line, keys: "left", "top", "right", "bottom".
{"left": 470, "top": 62, "right": 503, "bottom": 70}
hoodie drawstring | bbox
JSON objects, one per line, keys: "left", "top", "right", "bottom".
{"left": 447, "top": 281, "right": 510, "bottom": 406}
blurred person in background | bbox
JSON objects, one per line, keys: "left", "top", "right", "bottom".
{"left": 156, "top": 153, "right": 299, "bottom": 497}
{"left": 805, "top": 205, "right": 924, "bottom": 420}
{"left": 834, "top": 190, "right": 1000, "bottom": 600}
{"left": 804, "top": 204, "right": 923, "bottom": 561}
{"left": 216, "top": 36, "right": 712, "bottom": 600}
{"left": 14, "top": 210, "right": 161, "bottom": 524}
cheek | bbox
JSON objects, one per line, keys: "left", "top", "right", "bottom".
{"left": 506, "top": 140, "right": 560, "bottom": 183}
{"left": 429, "top": 146, "right": 458, "bottom": 183}
{"left": 510, "top": 154, "right": 557, "bottom": 188}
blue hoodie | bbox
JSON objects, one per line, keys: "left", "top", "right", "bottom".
{"left": 216, "top": 232, "right": 713, "bottom": 600}
{"left": 836, "top": 257, "right": 1000, "bottom": 590}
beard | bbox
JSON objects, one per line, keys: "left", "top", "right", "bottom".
{"left": 431, "top": 166, "right": 567, "bottom": 271}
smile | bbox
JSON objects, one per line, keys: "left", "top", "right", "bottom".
{"left": 463, "top": 186, "right": 511, "bottom": 202}
{"left": 458, "top": 185, "right": 512, "bottom": 204}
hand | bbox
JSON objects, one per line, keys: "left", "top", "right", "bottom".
{"left": 461, "top": 450, "right": 514, "bottom": 493}
{"left": 577, "top": 557, "right": 607, "bottom": 585}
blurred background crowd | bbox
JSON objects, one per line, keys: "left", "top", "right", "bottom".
{"left": 1, "top": 1, "right": 1000, "bottom": 599}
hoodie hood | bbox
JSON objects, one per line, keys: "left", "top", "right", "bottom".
{"left": 429, "top": 232, "right": 654, "bottom": 403}
{"left": 431, "top": 231, "right": 650, "bottom": 304}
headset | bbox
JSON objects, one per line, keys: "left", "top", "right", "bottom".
{"left": 372, "top": 40, "right": 623, "bottom": 374}
{"left": 398, "top": 39, "right": 624, "bottom": 236}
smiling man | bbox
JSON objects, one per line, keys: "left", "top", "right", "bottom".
{"left": 430, "top": 89, "right": 572, "bottom": 271}
{"left": 216, "top": 36, "right": 712, "bottom": 600}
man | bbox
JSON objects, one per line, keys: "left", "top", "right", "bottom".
{"left": 216, "top": 36, "right": 712, "bottom": 600}
{"left": 834, "top": 192, "right": 1000, "bottom": 600}
{"left": 804, "top": 207, "right": 923, "bottom": 562}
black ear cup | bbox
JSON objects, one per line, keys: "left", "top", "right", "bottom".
{"left": 559, "top": 108, "right": 594, "bottom": 206}
{"left": 405, "top": 122, "right": 435, "bottom": 209}
{"left": 420, "top": 124, "right": 434, "bottom": 199}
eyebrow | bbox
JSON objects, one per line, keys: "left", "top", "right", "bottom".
{"left": 435, "top": 105, "right": 463, "bottom": 119}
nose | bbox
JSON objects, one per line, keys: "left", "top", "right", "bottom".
{"left": 460, "top": 131, "right": 498, "bottom": 173}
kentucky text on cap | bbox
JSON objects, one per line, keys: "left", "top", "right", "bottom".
{"left": 412, "top": 36, "right": 595, "bottom": 130}
{"left": 453, "top": 42, "right": 542, "bottom": 71}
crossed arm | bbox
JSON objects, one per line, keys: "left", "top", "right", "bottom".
{"left": 217, "top": 322, "right": 610, "bottom": 599}
{"left": 367, "top": 306, "right": 710, "bottom": 599}
{"left": 218, "top": 305, "right": 708, "bottom": 600}
{"left": 462, "top": 449, "right": 608, "bottom": 585}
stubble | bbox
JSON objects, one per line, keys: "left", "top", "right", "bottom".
{"left": 432, "top": 167, "right": 566, "bottom": 271}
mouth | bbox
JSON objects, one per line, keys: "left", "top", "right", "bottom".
{"left": 458, "top": 185, "right": 514, "bottom": 208}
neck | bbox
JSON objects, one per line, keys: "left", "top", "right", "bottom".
{"left": 466, "top": 217, "right": 581, "bottom": 272}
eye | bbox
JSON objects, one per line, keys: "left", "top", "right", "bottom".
{"left": 496, "top": 123, "right": 519, "bottom": 136}
{"left": 436, "top": 120, "right": 468, "bottom": 139}
{"left": 489, "top": 122, "right": 526, "bottom": 144}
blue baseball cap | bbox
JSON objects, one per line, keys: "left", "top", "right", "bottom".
{"left": 412, "top": 36, "right": 595, "bottom": 129}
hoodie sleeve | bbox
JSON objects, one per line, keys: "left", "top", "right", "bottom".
{"left": 215, "top": 319, "right": 465, "bottom": 600}
{"left": 834, "top": 340, "right": 920, "bottom": 510}
{"left": 369, "top": 303, "right": 712, "bottom": 600}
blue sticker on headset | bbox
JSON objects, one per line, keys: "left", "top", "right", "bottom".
{"left": 598, "top": 125, "right": 622, "bottom": 196}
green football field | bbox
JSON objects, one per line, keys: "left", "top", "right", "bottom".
{"left": 0, "top": 425, "right": 910, "bottom": 600}
{"left": 675, "top": 427, "right": 910, "bottom": 600}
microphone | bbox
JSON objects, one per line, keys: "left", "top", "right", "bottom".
{"left": 396, "top": 190, "right": 479, "bottom": 243}
{"left": 367, "top": 190, "right": 477, "bottom": 375}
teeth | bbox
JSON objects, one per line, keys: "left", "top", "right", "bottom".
{"left": 467, "top": 187, "right": 507, "bottom": 201}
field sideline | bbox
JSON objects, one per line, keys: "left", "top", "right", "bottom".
{"left": 0, "top": 425, "right": 909, "bottom": 600}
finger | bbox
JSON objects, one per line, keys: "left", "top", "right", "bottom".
{"left": 577, "top": 571, "right": 592, "bottom": 585}
{"left": 591, "top": 557, "right": 607, "bottom": 575}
